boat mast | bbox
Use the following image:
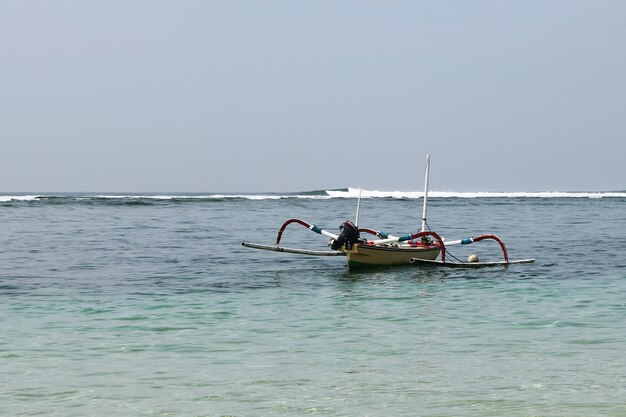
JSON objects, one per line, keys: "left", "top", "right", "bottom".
{"left": 355, "top": 186, "right": 363, "bottom": 227}
{"left": 421, "top": 154, "right": 430, "bottom": 233}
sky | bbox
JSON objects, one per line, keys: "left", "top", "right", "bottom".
{"left": 1, "top": 0, "right": 625, "bottom": 192}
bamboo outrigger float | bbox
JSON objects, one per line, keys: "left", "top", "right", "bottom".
{"left": 241, "top": 155, "right": 535, "bottom": 269}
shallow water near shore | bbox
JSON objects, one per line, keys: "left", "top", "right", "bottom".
{"left": 1, "top": 193, "right": 625, "bottom": 416}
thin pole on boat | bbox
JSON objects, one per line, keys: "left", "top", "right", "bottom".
{"left": 355, "top": 186, "right": 363, "bottom": 227}
{"left": 421, "top": 154, "right": 430, "bottom": 233}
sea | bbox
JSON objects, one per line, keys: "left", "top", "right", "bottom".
{"left": 1, "top": 189, "right": 626, "bottom": 417}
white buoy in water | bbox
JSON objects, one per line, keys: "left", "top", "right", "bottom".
{"left": 468, "top": 254, "right": 479, "bottom": 263}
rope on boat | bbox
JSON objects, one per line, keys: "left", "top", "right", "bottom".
{"left": 386, "top": 231, "right": 508, "bottom": 263}
{"left": 440, "top": 234, "right": 510, "bottom": 263}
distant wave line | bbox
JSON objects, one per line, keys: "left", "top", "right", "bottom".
{"left": 0, "top": 194, "right": 333, "bottom": 202}
{"left": 326, "top": 188, "right": 626, "bottom": 199}
{"left": 2, "top": 189, "right": 626, "bottom": 202}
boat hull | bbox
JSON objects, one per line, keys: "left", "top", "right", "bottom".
{"left": 344, "top": 244, "right": 441, "bottom": 269}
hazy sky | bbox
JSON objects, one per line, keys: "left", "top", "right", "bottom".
{"left": 1, "top": 1, "right": 625, "bottom": 192}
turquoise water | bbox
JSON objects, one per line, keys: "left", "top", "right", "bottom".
{"left": 1, "top": 194, "right": 625, "bottom": 416}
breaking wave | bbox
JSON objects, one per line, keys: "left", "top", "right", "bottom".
{"left": 325, "top": 188, "right": 626, "bottom": 199}
{"left": 0, "top": 195, "right": 42, "bottom": 202}
{"left": 1, "top": 189, "right": 625, "bottom": 204}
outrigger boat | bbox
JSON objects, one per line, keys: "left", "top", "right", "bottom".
{"left": 242, "top": 155, "right": 534, "bottom": 269}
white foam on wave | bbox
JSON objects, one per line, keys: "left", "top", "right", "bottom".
{"left": 325, "top": 188, "right": 626, "bottom": 199}
{"left": 211, "top": 194, "right": 282, "bottom": 200}
{"left": 92, "top": 194, "right": 210, "bottom": 200}
{"left": 326, "top": 188, "right": 422, "bottom": 199}
{"left": 0, "top": 195, "right": 42, "bottom": 202}
{"left": 91, "top": 194, "right": 328, "bottom": 200}
{"left": 3, "top": 190, "right": 624, "bottom": 202}
{"left": 213, "top": 194, "right": 332, "bottom": 200}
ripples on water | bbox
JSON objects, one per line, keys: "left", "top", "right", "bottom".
{"left": 1, "top": 196, "right": 625, "bottom": 416}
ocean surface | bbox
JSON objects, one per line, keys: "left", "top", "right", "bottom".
{"left": 1, "top": 190, "right": 626, "bottom": 417}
